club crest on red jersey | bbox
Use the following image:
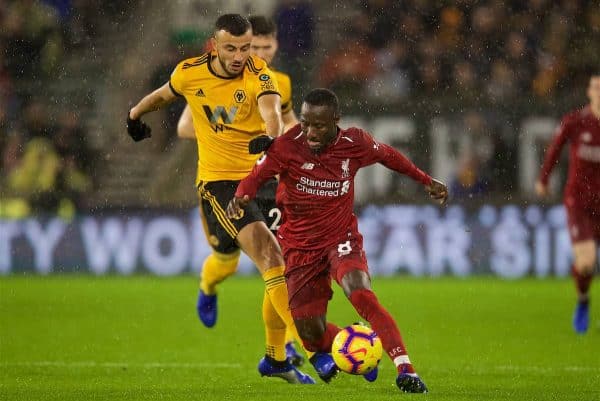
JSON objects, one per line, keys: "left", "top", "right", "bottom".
{"left": 341, "top": 158, "right": 350, "bottom": 178}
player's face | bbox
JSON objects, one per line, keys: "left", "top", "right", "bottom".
{"left": 213, "top": 29, "right": 252, "bottom": 77}
{"left": 588, "top": 76, "right": 600, "bottom": 108}
{"left": 300, "top": 103, "right": 340, "bottom": 152}
{"left": 250, "top": 34, "right": 278, "bottom": 65}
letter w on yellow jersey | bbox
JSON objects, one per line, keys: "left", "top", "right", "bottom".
{"left": 203, "top": 105, "right": 238, "bottom": 125}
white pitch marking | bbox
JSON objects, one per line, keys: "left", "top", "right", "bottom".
{"left": 1, "top": 361, "right": 242, "bottom": 369}
{"left": 425, "top": 365, "right": 600, "bottom": 374}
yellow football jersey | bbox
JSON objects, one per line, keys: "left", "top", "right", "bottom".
{"left": 271, "top": 68, "right": 293, "bottom": 115}
{"left": 169, "top": 52, "right": 280, "bottom": 183}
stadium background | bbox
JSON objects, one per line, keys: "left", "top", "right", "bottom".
{"left": 2, "top": 0, "right": 599, "bottom": 276}
{"left": 2, "top": 2, "right": 600, "bottom": 401}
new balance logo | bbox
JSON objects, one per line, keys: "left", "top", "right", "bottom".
{"left": 301, "top": 163, "right": 315, "bottom": 170}
{"left": 195, "top": 89, "right": 205, "bottom": 97}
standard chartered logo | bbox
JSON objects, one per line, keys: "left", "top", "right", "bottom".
{"left": 341, "top": 180, "right": 350, "bottom": 195}
{"left": 296, "top": 177, "right": 350, "bottom": 197}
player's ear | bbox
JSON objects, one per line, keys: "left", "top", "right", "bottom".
{"left": 210, "top": 37, "right": 217, "bottom": 50}
{"left": 333, "top": 113, "right": 341, "bottom": 124}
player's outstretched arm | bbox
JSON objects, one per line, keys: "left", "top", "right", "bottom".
{"left": 126, "top": 113, "right": 152, "bottom": 142}
{"left": 226, "top": 195, "right": 250, "bottom": 219}
{"left": 538, "top": 115, "right": 572, "bottom": 186}
{"left": 249, "top": 94, "right": 284, "bottom": 154}
{"left": 127, "top": 82, "right": 177, "bottom": 142}
{"left": 425, "top": 178, "right": 449, "bottom": 205}
{"left": 177, "top": 105, "right": 195, "bottom": 140}
{"left": 258, "top": 93, "right": 283, "bottom": 138}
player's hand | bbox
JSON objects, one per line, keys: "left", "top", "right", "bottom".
{"left": 126, "top": 112, "right": 152, "bottom": 142}
{"left": 425, "top": 178, "right": 448, "bottom": 205}
{"left": 249, "top": 135, "right": 274, "bottom": 154}
{"left": 535, "top": 180, "right": 548, "bottom": 197}
{"left": 226, "top": 195, "right": 250, "bottom": 220}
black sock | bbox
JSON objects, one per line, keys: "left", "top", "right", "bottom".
{"left": 265, "top": 355, "right": 288, "bottom": 368}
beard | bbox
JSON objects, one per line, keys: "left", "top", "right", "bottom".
{"left": 218, "top": 54, "right": 242, "bottom": 77}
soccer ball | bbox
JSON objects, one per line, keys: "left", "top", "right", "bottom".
{"left": 331, "top": 324, "right": 383, "bottom": 375}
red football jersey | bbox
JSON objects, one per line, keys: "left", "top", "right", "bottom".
{"left": 236, "top": 124, "right": 432, "bottom": 251}
{"left": 539, "top": 106, "right": 600, "bottom": 208}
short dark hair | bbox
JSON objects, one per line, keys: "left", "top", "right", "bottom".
{"left": 304, "top": 88, "right": 340, "bottom": 114}
{"left": 249, "top": 15, "right": 277, "bottom": 36}
{"left": 215, "top": 14, "right": 251, "bottom": 36}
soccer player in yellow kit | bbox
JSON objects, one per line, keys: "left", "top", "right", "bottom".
{"left": 177, "top": 15, "right": 306, "bottom": 367}
{"left": 127, "top": 14, "right": 314, "bottom": 384}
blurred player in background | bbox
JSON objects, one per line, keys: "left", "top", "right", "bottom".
{"left": 177, "top": 15, "right": 305, "bottom": 366}
{"left": 227, "top": 88, "right": 449, "bottom": 393}
{"left": 127, "top": 14, "right": 313, "bottom": 383}
{"left": 536, "top": 73, "right": 600, "bottom": 334}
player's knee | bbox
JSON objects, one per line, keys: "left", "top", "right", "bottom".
{"left": 239, "top": 224, "right": 284, "bottom": 270}
{"left": 574, "top": 252, "right": 596, "bottom": 274}
{"left": 202, "top": 251, "right": 240, "bottom": 280}
{"left": 294, "top": 318, "right": 325, "bottom": 345}
{"left": 341, "top": 270, "right": 371, "bottom": 297}
{"left": 262, "top": 248, "right": 285, "bottom": 270}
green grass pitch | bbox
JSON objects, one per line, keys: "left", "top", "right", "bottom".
{"left": 1, "top": 275, "right": 599, "bottom": 400}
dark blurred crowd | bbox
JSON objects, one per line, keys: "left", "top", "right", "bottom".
{"left": 3, "top": 0, "right": 600, "bottom": 213}
{"left": 318, "top": 0, "right": 600, "bottom": 107}
{"left": 315, "top": 0, "right": 598, "bottom": 199}
{"left": 0, "top": 0, "right": 102, "bottom": 218}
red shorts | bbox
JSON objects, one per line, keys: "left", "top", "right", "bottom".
{"left": 565, "top": 203, "right": 600, "bottom": 242}
{"left": 283, "top": 232, "right": 369, "bottom": 320}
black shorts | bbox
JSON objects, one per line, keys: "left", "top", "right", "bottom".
{"left": 255, "top": 178, "right": 282, "bottom": 233}
{"left": 198, "top": 179, "right": 280, "bottom": 254}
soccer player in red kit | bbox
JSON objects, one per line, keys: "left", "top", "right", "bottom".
{"left": 227, "top": 88, "right": 448, "bottom": 393}
{"left": 536, "top": 73, "right": 600, "bottom": 334}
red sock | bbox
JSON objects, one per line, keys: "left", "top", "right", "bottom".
{"left": 301, "top": 323, "right": 341, "bottom": 353}
{"left": 349, "top": 289, "right": 415, "bottom": 374}
{"left": 571, "top": 264, "right": 593, "bottom": 299}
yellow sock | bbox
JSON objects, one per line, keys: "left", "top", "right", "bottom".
{"left": 262, "top": 266, "right": 314, "bottom": 359}
{"left": 262, "top": 289, "right": 287, "bottom": 361}
{"left": 285, "top": 328, "right": 295, "bottom": 344}
{"left": 200, "top": 251, "right": 240, "bottom": 295}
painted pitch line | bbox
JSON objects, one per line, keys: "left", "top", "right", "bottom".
{"left": 428, "top": 365, "right": 600, "bottom": 374}
{"left": 3, "top": 362, "right": 599, "bottom": 373}
{"left": 495, "top": 365, "right": 600, "bottom": 373}
{"left": 1, "top": 361, "right": 242, "bottom": 369}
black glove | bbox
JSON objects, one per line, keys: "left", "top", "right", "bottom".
{"left": 249, "top": 135, "right": 274, "bottom": 154}
{"left": 126, "top": 113, "right": 152, "bottom": 142}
